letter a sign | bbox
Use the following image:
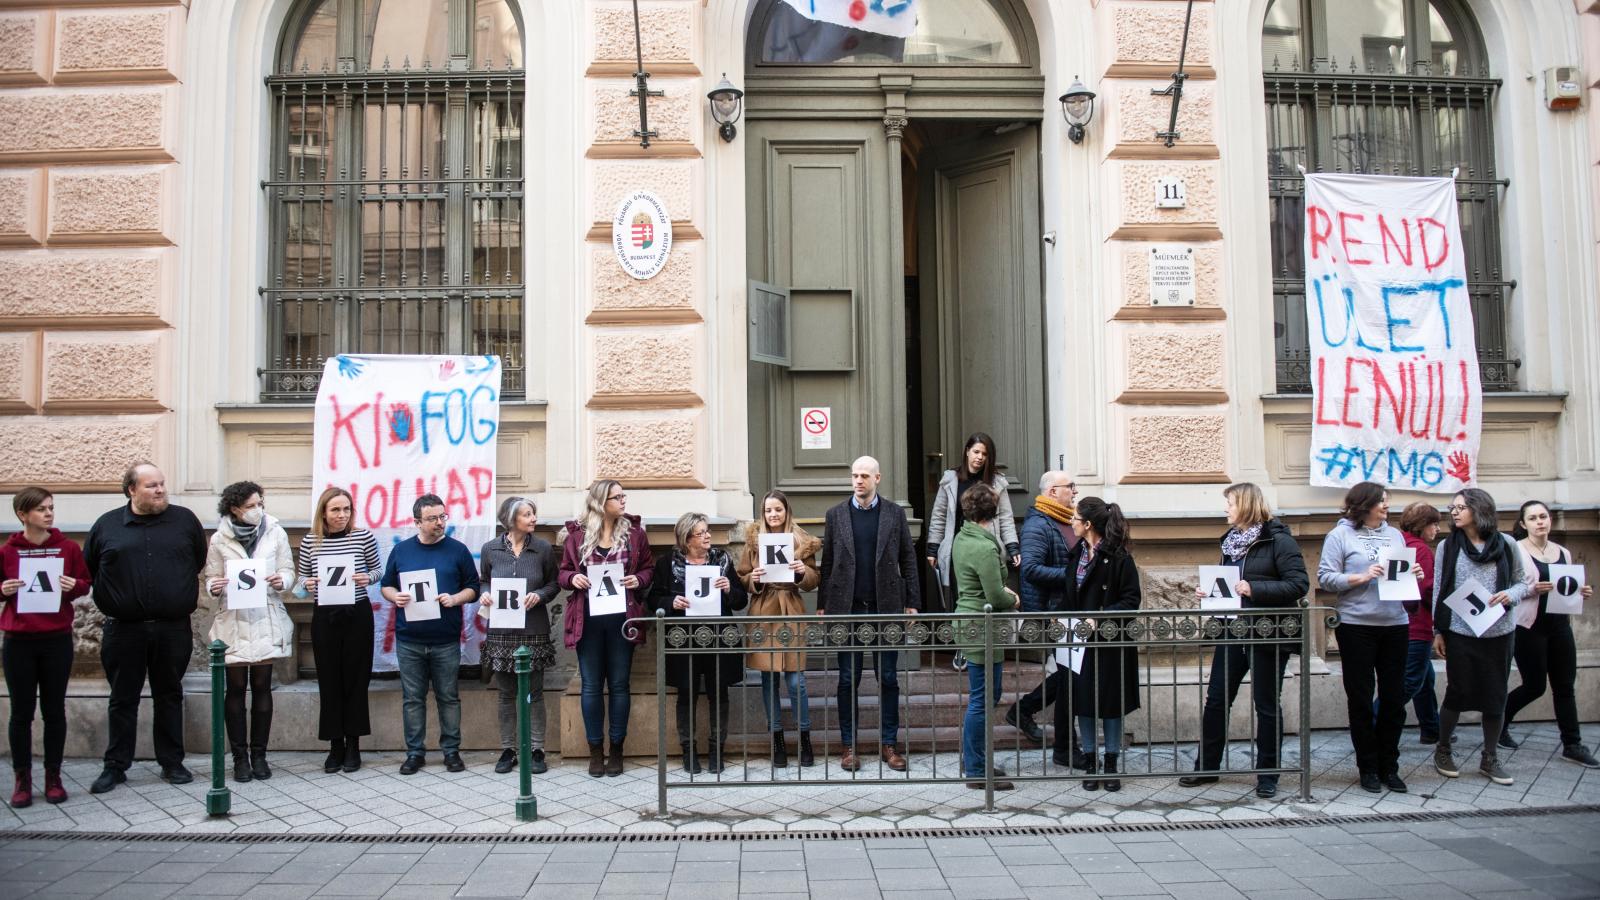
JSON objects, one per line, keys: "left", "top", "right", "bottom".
{"left": 1198, "top": 565, "right": 1242, "bottom": 613}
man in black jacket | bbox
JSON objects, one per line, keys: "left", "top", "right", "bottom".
{"left": 83, "top": 462, "right": 207, "bottom": 793}
{"left": 819, "top": 456, "right": 920, "bottom": 772}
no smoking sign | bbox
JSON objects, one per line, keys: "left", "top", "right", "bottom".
{"left": 800, "top": 407, "right": 831, "bottom": 450}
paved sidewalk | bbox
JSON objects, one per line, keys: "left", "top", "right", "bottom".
{"left": 1, "top": 724, "right": 1595, "bottom": 836}
{"left": 0, "top": 808, "right": 1596, "bottom": 899}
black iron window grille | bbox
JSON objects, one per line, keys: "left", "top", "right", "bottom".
{"left": 1264, "top": 0, "right": 1515, "bottom": 394}
{"left": 263, "top": 0, "right": 525, "bottom": 401}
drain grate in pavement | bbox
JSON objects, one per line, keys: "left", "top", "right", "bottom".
{"left": 4, "top": 803, "right": 1596, "bottom": 845}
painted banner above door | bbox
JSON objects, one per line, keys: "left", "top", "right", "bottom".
{"left": 779, "top": 0, "right": 918, "bottom": 38}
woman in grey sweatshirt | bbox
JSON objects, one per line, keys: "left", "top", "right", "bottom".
{"left": 1317, "top": 482, "right": 1410, "bottom": 793}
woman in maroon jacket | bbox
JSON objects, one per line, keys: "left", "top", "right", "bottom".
{"left": 1396, "top": 502, "right": 1442, "bottom": 745}
{"left": 558, "top": 480, "right": 654, "bottom": 777}
{"left": 0, "top": 488, "right": 92, "bottom": 807}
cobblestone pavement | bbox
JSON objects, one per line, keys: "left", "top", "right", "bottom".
{"left": 0, "top": 808, "right": 1596, "bottom": 899}
{"left": 0, "top": 725, "right": 1595, "bottom": 836}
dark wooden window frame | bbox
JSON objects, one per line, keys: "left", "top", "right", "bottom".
{"left": 262, "top": 0, "right": 526, "bottom": 401}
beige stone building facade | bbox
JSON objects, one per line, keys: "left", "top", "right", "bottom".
{"left": 1, "top": 0, "right": 1598, "bottom": 751}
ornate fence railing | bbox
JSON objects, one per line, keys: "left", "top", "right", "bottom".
{"left": 628, "top": 603, "right": 1335, "bottom": 814}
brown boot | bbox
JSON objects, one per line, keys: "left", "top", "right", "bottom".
{"left": 880, "top": 743, "right": 908, "bottom": 772}
{"left": 840, "top": 746, "right": 861, "bottom": 772}
{"left": 587, "top": 742, "right": 605, "bottom": 778}
{"left": 605, "top": 740, "right": 624, "bottom": 777}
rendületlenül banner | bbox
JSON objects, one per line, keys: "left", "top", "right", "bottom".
{"left": 312, "top": 355, "right": 500, "bottom": 670}
{"left": 1303, "top": 173, "right": 1480, "bottom": 493}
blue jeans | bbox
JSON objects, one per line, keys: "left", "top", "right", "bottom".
{"left": 396, "top": 640, "right": 461, "bottom": 755}
{"left": 962, "top": 662, "right": 1003, "bottom": 777}
{"left": 576, "top": 617, "right": 635, "bottom": 745}
{"left": 1077, "top": 715, "right": 1123, "bottom": 756}
{"left": 836, "top": 650, "right": 898, "bottom": 748}
{"left": 761, "top": 670, "right": 811, "bottom": 732}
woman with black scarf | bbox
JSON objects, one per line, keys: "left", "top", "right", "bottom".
{"left": 1432, "top": 488, "right": 1530, "bottom": 786}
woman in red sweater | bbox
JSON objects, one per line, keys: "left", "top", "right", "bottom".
{"left": 0, "top": 487, "right": 92, "bottom": 807}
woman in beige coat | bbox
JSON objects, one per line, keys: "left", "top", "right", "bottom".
{"left": 202, "top": 481, "right": 295, "bottom": 783}
{"left": 737, "top": 490, "right": 820, "bottom": 767}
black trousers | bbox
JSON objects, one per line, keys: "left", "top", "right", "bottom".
{"left": 1336, "top": 623, "right": 1408, "bottom": 776}
{"left": 675, "top": 672, "right": 731, "bottom": 750}
{"left": 1198, "top": 642, "right": 1292, "bottom": 773}
{"left": 224, "top": 664, "right": 274, "bottom": 753}
{"left": 3, "top": 632, "right": 73, "bottom": 771}
{"left": 1505, "top": 615, "right": 1580, "bottom": 746}
{"left": 311, "top": 604, "right": 374, "bottom": 740}
{"left": 101, "top": 618, "right": 191, "bottom": 771}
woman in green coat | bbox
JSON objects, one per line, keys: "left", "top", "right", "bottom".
{"left": 952, "top": 484, "right": 1019, "bottom": 790}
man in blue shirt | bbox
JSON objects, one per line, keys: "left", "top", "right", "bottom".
{"left": 380, "top": 494, "right": 479, "bottom": 774}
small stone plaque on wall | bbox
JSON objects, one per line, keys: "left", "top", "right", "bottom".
{"left": 1148, "top": 245, "right": 1195, "bottom": 306}
{"left": 1155, "top": 175, "right": 1187, "bottom": 209}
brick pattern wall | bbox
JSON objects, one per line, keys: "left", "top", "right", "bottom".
{"left": 0, "top": 1, "right": 182, "bottom": 490}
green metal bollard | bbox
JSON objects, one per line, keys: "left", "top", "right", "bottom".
{"left": 514, "top": 645, "right": 537, "bottom": 821}
{"left": 206, "top": 639, "right": 231, "bottom": 817}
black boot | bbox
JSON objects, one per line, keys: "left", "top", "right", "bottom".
{"left": 799, "top": 731, "right": 815, "bottom": 768}
{"left": 250, "top": 747, "right": 271, "bottom": 781}
{"left": 232, "top": 747, "right": 252, "bottom": 783}
{"left": 772, "top": 731, "right": 788, "bottom": 769}
{"left": 681, "top": 742, "right": 701, "bottom": 774}
{"left": 707, "top": 737, "right": 726, "bottom": 775}
{"left": 249, "top": 710, "right": 272, "bottom": 780}
{"left": 342, "top": 736, "right": 361, "bottom": 773}
{"left": 324, "top": 739, "right": 345, "bottom": 774}
{"left": 1103, "top": 753, "right": 1121, "bottom": 792}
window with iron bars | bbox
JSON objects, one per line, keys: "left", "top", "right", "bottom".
{"left": 1264, "top": 0, "right": 1516, "bottom": 394}
{"left": 263, "top": 0, "right": 525, "bottom": 401}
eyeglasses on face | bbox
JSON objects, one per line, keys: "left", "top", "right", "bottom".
{"left": 419, "top": 514, "right": 450, "bottom": 524}
{"left": 1445, "top": 504, "right": 1468, "bottom": 513}
{"left": 608, "top": 493, "right": 626, "bottom": 503}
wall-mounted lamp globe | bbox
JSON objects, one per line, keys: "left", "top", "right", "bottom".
{"left": 708, "top": 74, "right": 745, "bottom": 143}
{"left": 1059, "top": 77, "right": 1096, "bottom": 145}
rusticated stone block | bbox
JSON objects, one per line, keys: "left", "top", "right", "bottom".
{"left": 591, "top": 242, "right": 698, "bottom": 312}
{"left": 0, "top": 11, "right": 49, "bottom": 86}
{"left": 594, "top": 413, "right": 699, "bottom": 482}
{"left": 0, "top": 167, "right": 44, "bottom": 245}
{"left": 1125, "top": 328, "right": 1225, "bottom": 391}
{"left": 590, "top": 160, "right": 695, "bottom": 224}
{"left": 55, "top": 6, "right": 182, "bottom": 83}
{"left": 48, "top": 164, "right": 174, "bottom": 244}
{"left": 0, "top": 413, "right": 162, "bottom": 487}
{"left": 0, "top": 248, "right": 171, "bottom": 321}
{"left": 1111, "top": 160, "right": 1220, "bottom": 228}
{"left": 0, "top": 331, "right": 38, "bottom": 410}
{"left": 592, "top": 2, "right": 694, "bottom": 64}
{"left": 592, "top": 78, "right": 695, "bottom": 144}
{"left": 1126, "top": 413, "right": 1226, "bottom": 475}
{"left": 1111, "top": 80, "right": 1214, "bottom": 148}
{"left": 1120, "top": 243, "right": 1221, "bottom": 307}
{"left": 42, "top": 330, "right": 165, "bottom": 407}
{"left": 1106, "top": 1, "right": 1213, "bottom": 70}
{"left": 0, "top": 86, "right": 175, "bottom": 162}
{"left": 592, "top": 329, "right": 697, "bottom": 397}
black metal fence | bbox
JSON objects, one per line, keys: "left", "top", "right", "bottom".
{"left": 630, "top": 604, "right": 1332, "bottom": 814}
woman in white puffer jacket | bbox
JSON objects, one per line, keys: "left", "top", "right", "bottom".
{"left": 202, "top": 481, "right": 295, "bottom": 784}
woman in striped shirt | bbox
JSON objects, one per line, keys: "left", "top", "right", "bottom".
{"left": 297, "top": 487, "right": 382, "bottom": 773}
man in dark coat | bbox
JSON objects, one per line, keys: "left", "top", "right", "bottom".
{"left": 1005, "top": 471, "right": 1087, "bottom": 768}
{"left": 819, "top": 456, "right": 920, "bottom": 772}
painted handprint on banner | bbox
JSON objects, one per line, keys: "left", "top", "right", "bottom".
{"left": 1445, "top": 451, "right": 1472, "bottom": 484}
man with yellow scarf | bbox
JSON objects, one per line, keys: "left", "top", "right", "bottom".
{"left": 1005, "top": 471, "right": 1089, "bottom": 770}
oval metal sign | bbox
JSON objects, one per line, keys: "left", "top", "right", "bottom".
{"left": 612, "top": 190, "right": 673, "bottom": 280}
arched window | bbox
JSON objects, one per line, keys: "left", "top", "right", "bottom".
{"left": 753, "top": 0, "right": 1026, "bottom": 66}
{"left": 1264, "top": 0, "right": 1512, "bottom": 393}
{"left": 264, "top": 0, "right": 525, "bottom": 400}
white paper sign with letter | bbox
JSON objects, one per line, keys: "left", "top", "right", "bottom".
{"left": 489, "top": 577, "right": 527, "bottom": 630}
{"left": 1441, "top": 579, "right": 1502, "bottom": 637}
{"left": 685, "top": 565, "right": 722, "bottom": 617}
{"left": 226, "top": 559, "right": 268, "bottom": 611}
{"left": 587, "top": 564, "right": 627, "bottom": 616}
{"left": 1547, "top": 564, "right": 1586, "bottom": 616}
{"left": 1055, "top": 618, "right": 1085, "bottom": 674}
{"left": 1378, "top": 547, "right": 1421, "bottom": 602}
{"left": 316, "top": 553, "right": 358, "bottom": 606}
{"left": 759, "top": 534, "right": 796, "bottom": 583}
{"left": 1198, "top": 566, "right": 1243, "bottom": 613}
{"left": 15, "top": 557, "right": 63, "bottom": 614}
{"left": 399, "top": 568, "right": 441, "bottom": 622}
